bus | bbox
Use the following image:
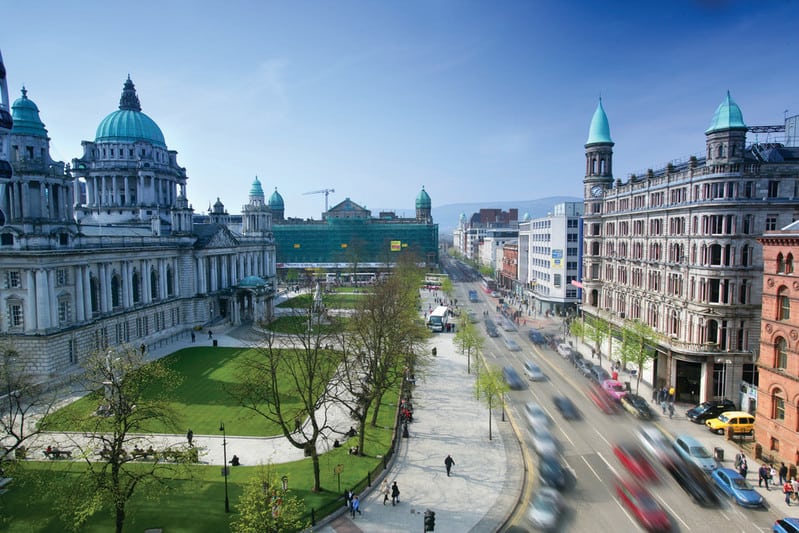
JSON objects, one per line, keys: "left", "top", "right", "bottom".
{"left": 427, "top": 306, "right": 449, "bottom": 332}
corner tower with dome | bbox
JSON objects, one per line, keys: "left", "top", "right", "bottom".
{"left": 0, "top": 53, "right": 277, "bottom": 380}
{"left": 579, "top": 91, "right": 799, "bottom": 411}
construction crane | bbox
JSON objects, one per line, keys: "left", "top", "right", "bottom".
{"left": 303, "top": 188, "right": 335, "bottom": 211}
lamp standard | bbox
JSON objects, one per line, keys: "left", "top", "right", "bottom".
{"left": 219, "top": 422, "right": 230, "bottom": 513}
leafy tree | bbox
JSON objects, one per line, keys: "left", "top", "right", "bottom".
{"left": 338, "top": 259, "right": 429, "bottom": 453}
{"left": 617, "top": 320, "right": 658, "bottom": 394}
{"left": 63, "top": 346, "right": 185, "bottom": 533}
{"left": 478, "top": 265, "right": 494, "bottom": 279}
{"left": 232, "top": 463, "right": 309, "bottom": 533}
{"left": 285, "top": 268, "right": 298, "bottom": 284}
{"left": 569, "top": 318, "right": 585, "bottom": 343}
{"left": 454, "top": 315, "right": 483, "bottom": 374}
{"left": 440, "top": 276, "right": 454, "bottom": 297}
{"left": 584, "top": 315, "right": 611, "bottom": 366}
{"left": 232, "top": 306, "right": 342, "bottom": 493}
{"left": 473, "top": 368, "right": 508, "bottom": 441}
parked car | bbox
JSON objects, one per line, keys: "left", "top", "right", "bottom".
{"left": 621, "top": 394, "right": 654, "bottom": 420}
{"left": 577, "top": 359, "right": 595, "bottom": 378}
{"left": 527, "top": 486, "right": 564, "bottom": 531}
{"left": 613, "top": 443, "right": 659, "bottom": 481}
{"left": 538, "top": 454, "right": 568, "bottom": 490}
{"left": 601, "top": 379, "right": 628, "bottom": 401}
{"left": 711, "top": 467, "right": 764, "bottom": 508}
{"left": 673, "top": 435, "right": 716, "bottom": 472}
{"left": 502, "top": 366, "right": 525, "bottom": 390}
{"left": 705, "top": 411, "right": 755, "bottom": 436}
{"left": 524, "top": 401, "right": 552, "bottom": 430}
{"left": 528, "top": 330, "right": 547, "bottom": 345}
{"left": 686, "top": 399, "right": 736, "bottom": 423}
{"left": 504, "top": 337, "right": 522, "bottom": 351}
{"left": 614, "top": 477, "right": 671, "bottom": 533}
{"left": 553, "top": 396, "right": 581, "bottom": 420}
{"left": 524, "top": 361, "right": 546, "bottom": 381}
{"left": 589, "top": 365, "right": 611, "bottom": 384}
{"left": 774, "top": 518, "right": 799, "bottom": 533}
{"left": 556, "top": 343, "right": 573, "bottom": 357}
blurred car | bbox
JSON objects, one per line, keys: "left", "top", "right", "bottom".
{"left": 528, "top": 330, "right": 547, "bottom": 345}
{"left": 524, "top": 360, "right": 546, "bottom": 381}
{"left": 621, "top": 394, "right": 654, "bottom": 420}
{"left": 686, "top": 399, "right": 736, "bottom": 423}
{"left": 577, "top": 359, "right": 595, "bottom": 378}
{"left": 556, "top": 343, "right": 573, "bottom": 357}
{"left": 614, "top": 477, "right": 671, "bottom": 533}
{"left": 531, "top": 429, "right": 559, "bottom": 456}
{"left": 637, "top": 424, "right": 676, "bottom": 467}
{"left": 774, "top": 518, "right": 799, "bottom": 533}
{"left": 711, "top": 467, "right": 764, "bottom": 508}
{"left": 613, "top": 443, "right": 659, "bottom": 482}
{"left": 587, "top": 382, "right": 620, "bottom": 414}
{"left": 485, "top": 319, "right": 499, "bottom": 337}
{"left": 538, "top": 454, "right": 568, "bottom": 490}
{"left": 527, "top": 487, "right": 563, "bottom": 531}
{"left": 666, "top": 455, "right": 721, "bottom": 507}
{"left": 467, "top": 310, "right": 480, "bottom": 323}
{"left": 524, "top": 401, "right": 552, "bottom": 430}
{"left": 553, "top": 396, "right": 581, "bottom": 420}
{"left": 502, "top": 366, "right": 525, "bottom": 390}
{"left": 673, "top": 435, "right": 716, "bottom": 473}
{"left": 504, "top": 337, "right": 521, "bottom": 351}
{"left": 500, "top": 317, "right": 517, "bottom": 332}
{"left": 705, "top": 411, "right": 755, "bottom": 436}
{"left": 601, "top": 379, "right": 628, "bottom": 401}
{"left": 590, "top": 366, "right": 611, "bottom": 384}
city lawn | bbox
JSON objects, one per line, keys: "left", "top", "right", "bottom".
{"left": 277, "top": 293, "right": 367, "bottom": 309}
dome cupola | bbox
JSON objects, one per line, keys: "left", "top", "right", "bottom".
{"left": 250, "top": 176, "right": 265, "bottom": 199}
{"left": 415, "top": 186, "right": 431, "bottom": 209}
{"left": 706, "top": 91, "right": 746, "bottom": 134}
{"left": 586, "top": 98, "right": 613, "bottom": 145}
{"left": 95, "top": 77, "right": 166, "bottom": 147}
{"left": 11, "top": 87, "right": 47, "bottom": 138}
{"left": 268, "top": 187, "right": 284, "bottom": 210}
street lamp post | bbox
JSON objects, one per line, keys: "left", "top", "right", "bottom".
{"left": 220, "top": 422, "right": 230, "bottom": 513}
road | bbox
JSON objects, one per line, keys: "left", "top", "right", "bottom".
{"left": 441, "top": 255, "right": 779, "bottom": 532}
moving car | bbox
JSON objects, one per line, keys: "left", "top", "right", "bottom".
{"left": 686, "top": 399, "right": 736, "bottom": 423}
{"left": 587, "top": 382, "right": 620, "bottom": 414}
{"left": 711, "top": 467, "right": 764, "bottom": 508}
{"left": 553, "top": 396, "right": 581, "bottom": 420}
{"left": 538, "top": 454, "right": 568, "bottom": 490}
{"left": 524, "top": 361, "right": 546, "bottom": 381}
{"left": 527, "top": 487, "right": 563, "bottom": 531}
{"left": 601, "top": 379, "right": 628, "bottom": 401}
{"left": 504, "top": 337, "right": 522, "bottom": 351}
{"left": 502, "top": 366, "right": 525, "bottom": 390}
{"left": 531, "top": 429, "right": 559, "bottom": 456}
{"left": 673, "top": 435, "right": 716, "bottom": 472}
{"left": 637, "top": 424, "right": 677, "bottom": 467}
{"left": 705, "top": 411, "right": 755, "bottom": 436}
{"left": 621, "top": 394, "right": 654, "bottom": 420}
{"left": 528, "top": 330, "right": 547, "bottom": 345}
{"left": 666, "top": 455, "right": 721, "bottom": 507}
{"left": 614, "top": 477, "right": 671, "bottom": 533}
{"left": 613, "top": 443, "right": 659, "bottom": 482}
{"left": 467, "top": 310, "right": 480, "bottom": 323}
{"left": 485, "top": 319, "right": 499, "bottom": 337}
{"left": 524, "top": 401, "right": 551, "bottom": 430}
{"left": 774, "top": 518, "right": 799, "bottom": 533}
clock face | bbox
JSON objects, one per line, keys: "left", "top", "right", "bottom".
{"left": 590, "top": 185, "right": 603, "bottom": 197}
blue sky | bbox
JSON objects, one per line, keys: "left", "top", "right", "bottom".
{"left": 2, "top": 0, "right": 798, "bottom": 221}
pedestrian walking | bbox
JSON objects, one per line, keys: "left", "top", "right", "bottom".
{"left": 191, "top": 331, "right": 195, "bottom": 343}
{"left": 391, "top": 481, "right": 400, "bottom": 506}
{"left": 344, "top": 488, "right": 353, "bottom": 510}
{"left": 208, "top": 330, "right": 213, "bottom": 340}
{"left": 350, "top": 494, "right": 362, "bottom": 517}
{"left": 785, "top": 480, "right": 794, "bottom": 505}
{"left": 738, "top": 456, "right": 748, "bottom": 478}
{"left": 445, "top": 454, "right": 455, "bottom": 477}
{"left": 792, "top": 477, "right": 799, "bottom": 502}
{"left": 780, "top": 462, "right": 788, "bottom": 485}
{"left": 667, "top": 402, "right": 674, "bottom": 419}
{"left": 759, "top": 464, "right": 771, "bottom": 490}
{"left": 186, "top": 428, "right": 193, "bottom": 446}
{"left": 380, "top": 479, "right": 390, "bottom": 505}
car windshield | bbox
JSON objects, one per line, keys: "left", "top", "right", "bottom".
{"left": 691, "top": 446, "right": 711, "bottom": 458}
{"left": 695, "top": 402, "right": 712, "bottom": 413}
{"left": 731, "top": 477, "right": 752, "bottom": 490}
{"left": 717, "top": 413, "right": 730, "bottom": 423}
{"left": 609, "top": 384, "right": 625, "bottom": 392}
{"left": 533, "top": 495, "right": 559, "bottom": 513}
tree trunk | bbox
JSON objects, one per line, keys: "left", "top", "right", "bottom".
{"left": 310, "top": 448, "right": 322, "bottom": 492}
{"left": 488, "top": 401, "right": 493, "bottom": 441}
{"left": 115, "top": 501, "right": 125, "bottom": 533}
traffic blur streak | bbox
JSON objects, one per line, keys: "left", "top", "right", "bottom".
{"left": 585, "top": 381, "right": 621, "bottom": 415}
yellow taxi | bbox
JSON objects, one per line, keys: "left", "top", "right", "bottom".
{"left": 705, "top": 411, "right": 755, "bottom": 435}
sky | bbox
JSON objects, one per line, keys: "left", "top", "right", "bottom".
{"left": 2, "top": 0, "right": 799, "bottom": 222}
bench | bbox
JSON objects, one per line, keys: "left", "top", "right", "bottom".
{"left": 44, "top": 449, "right": 72, "bottom": 459}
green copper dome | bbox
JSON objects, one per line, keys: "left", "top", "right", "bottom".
{"left": 238, "top": 275, "right": 267, "bottom": 288}
{"left": 706, "top": 91, "right": 746, "bottom": 134}
{"left": 250, "top": 176, "right": 264, "bottom": 198}
{"left": 415, "top": 186, "right": 431, "bottom": 209}
{"left": 11, "top": 87, "right": 48, "bottom": 138}
{"left": 586, "top": 98, "right": 613, "bottom": 145}
{"left": 268, "top": 187, "right": 284, "bottom": 209}
{"left": 95, "top": 77, "right": 166, "bottom": 147}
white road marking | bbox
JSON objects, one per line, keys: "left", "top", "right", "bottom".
{"left": 580, "top": 454, "right": 603, "bottom": 482}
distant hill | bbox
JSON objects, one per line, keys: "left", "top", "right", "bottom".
{"left": 429, "top": 196, "right": 582, "bottom": 235}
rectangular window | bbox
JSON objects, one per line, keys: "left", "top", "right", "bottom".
{"left": 56, "top": 268, "right": 68, "bottom": 286}
{"left": 775, "top": 397, "right": 786, "bottom": 420}
{"left": 766, "top": 216, "right": 778, "bottom": 231}
{"left": 553, "top": 274, "right": 562, "bottom": 287}
{"left": 8, "top": 302, "right": 23, "bottom": 328}
{"left": 6, "top": 271, "right": 21, "bottom": 288}
{"left": 768, "top": 180, "right": 779, "bottom": 198}
{"left": 58, "top": 298, "right": 71, "bottom": 325}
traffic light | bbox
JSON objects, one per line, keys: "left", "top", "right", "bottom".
{"left": 424, "top": 509, "right": 436, "bottom": 531}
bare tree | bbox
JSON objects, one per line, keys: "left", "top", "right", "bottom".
{"left": 231, "top": 307, "right": 342, "bottom": 493}
{"left": 63, "top": 345, "right": 185, "bottom": 533}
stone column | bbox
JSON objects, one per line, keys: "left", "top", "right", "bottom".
{"left": 143, "top": 260, "right": 151, "bottom": 303}
{"left": 25, "top": 270, "right": 36, "bottom": 333}
{"left": 83, "top": 266, "right": 93, "bottom": 316}
{"left": 221, "top": 255, "right": 229, "bottom": 289}
{"left": 48, "top": 269, "right": 57, "bottom": 327}
{"left": 75, "top": 265, "right": 85, "bottom": 321}
{"left": 35, "top": 269, "right": 51, "bottom": 330}
{"left": 210, "top": 256, "right": 218, "bottom": 292}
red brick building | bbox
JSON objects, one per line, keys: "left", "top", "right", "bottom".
{"left": 499, "top": 243, "right": 518, "bottom": 291}
{"left": 756, "top": 223, "right": 799, "bottom": 465}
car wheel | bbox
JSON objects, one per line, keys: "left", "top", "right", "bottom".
{"left": 717, "top": 428, "right": 724, "bottom": 435}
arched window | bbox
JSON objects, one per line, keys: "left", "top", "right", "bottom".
{"left": 150, "top": 269, "right": 159, "bottom": 300}
{"left": 773, "top": 388, "right": 786, "bottom": 420}
{"left": 778, "top": 253, "right": 786, "bottom": 273}
{"left": 778, "top": 287, "right": 791, "bottom": 321}
{"left": 132, "top": 271, "right": 141, "bottom": 304}
{"left": 788, "top": 253, "right": 795, "bottom": 274}
{"left": 111, "top": 274, "right": 121, "bottom": 308}
{"left": 776, "top": 337, "right": 788, "bottom": 369}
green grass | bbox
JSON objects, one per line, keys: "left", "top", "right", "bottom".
{"left": 277, "top": 293, "right": 367, "bottom": 309}
{"left": 1, "top": 390, "right": 400, "bottom": 532}
{"left": 263, "top": 316, "right": 344, "bottom": 335}
{"left": 43, "top": 347, "right": 336, "bottom": 436}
